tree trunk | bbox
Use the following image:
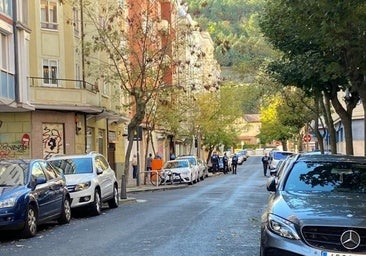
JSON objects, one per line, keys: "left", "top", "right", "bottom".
{"left": 321, "top": 93, "right": 337, "bottom": 153}
{"left": 355, "top": 86, "right": 366, "bottom": 156}
{"left": 330, "top": 95, "right": 354, "bottom": 155}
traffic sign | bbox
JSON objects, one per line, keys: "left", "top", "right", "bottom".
{"left": 303, "top": 134, "right": 311, "bottom": 142}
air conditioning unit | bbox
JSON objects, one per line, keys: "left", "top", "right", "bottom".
{"left": 156, "top": 134, "right": 166, "bottom": 140}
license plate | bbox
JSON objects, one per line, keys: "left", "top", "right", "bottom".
{"left": 322, "top": 252, "right": 366, "bottom": 256}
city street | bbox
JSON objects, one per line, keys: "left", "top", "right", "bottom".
{"left": 0, "top": 156, "right": 269, "bottom": 256}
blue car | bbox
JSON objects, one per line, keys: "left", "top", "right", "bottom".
{"left": 0, "top": 159, "right": 71, "bottom": 238}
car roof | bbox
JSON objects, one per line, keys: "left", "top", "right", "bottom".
{"left": 297, "top": 153, "right": 366, "bottom": 163}
{"left": 48, "top": 152, "right": 102, "bottom": 160}
{"left": 165, "top": 159, "right": 190, "bottom": 164}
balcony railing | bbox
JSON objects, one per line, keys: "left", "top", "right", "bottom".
{"left": 29, "top": 76, "right": 99, "bottom": 93}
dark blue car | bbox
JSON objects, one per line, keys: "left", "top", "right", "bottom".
{"left": 0, "top": 159, "right": 71, "bottom": 237}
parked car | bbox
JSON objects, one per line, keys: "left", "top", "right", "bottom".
{"left": 197, "top": 158, "right": 208, "bottom": 179}
{"left": 237, "top": 150, "right": 248, "bottom": 165}
{"left": 0, "top": 159, "right": 71, "bottom": 238}
{"left": 176, "top": 156, "right": 200, "bottom": 182}
{"left": 161, "top": 159, "right": 196, "bottom": 185}
{"left": 268, "top": 150, "right": 294, "bottom": 169}
{"left": 261, "top": 154, "right": 366, "bottom": 256}
{"left": 49, "top": 152, "right": 119, "bottom": 216}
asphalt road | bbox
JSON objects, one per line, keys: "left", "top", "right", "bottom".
{"left": 0, "top": 156, "right": 269, "bottom": 256}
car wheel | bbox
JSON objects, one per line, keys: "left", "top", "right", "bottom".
{"left": 108, "top": 185, "right": 119, "bottom": 209}
{"left": 91, "top": 189, "right": 102, "bottom": 216}
{"left": 189, "top": 174, "right": 193, "bottom": 185}
{"left": 22, "top": 204, "right": 37, "bottom": 238}
{"left": 58, "top": 198, "right": 71, "bottom": 224}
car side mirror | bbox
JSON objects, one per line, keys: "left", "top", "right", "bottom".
{"left": 266, "top": 177, "right": 276, "bottom": 192}
{"left": 96, "top": 167, "right": 103, "bottom": 175}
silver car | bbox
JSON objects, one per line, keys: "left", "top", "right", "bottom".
{"left": 261, "top": 154, "right": 366, "bottom": 256}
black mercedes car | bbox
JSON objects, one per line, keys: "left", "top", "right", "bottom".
{"left": 261, "top": 154, "right": 366, "bottom": 256}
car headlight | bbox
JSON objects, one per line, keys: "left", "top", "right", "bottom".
{"left": 0, "top": 197, "right": 16, "bottom": 208}
{"left": 74, "top": 181, "right": 91, "bottom": 192}
{"left": 268, "top": 214, "right": 300, "bottom": 240}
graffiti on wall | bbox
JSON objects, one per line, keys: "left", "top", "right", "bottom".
{"left": 42, "top": 123, "right": 64, "bottom": 159}
{"left": 0, "top": 142, "right": 29, "bottom": 159}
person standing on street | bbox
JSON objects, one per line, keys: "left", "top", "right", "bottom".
{"left": 211, "top": 151, "right": 219, "bottom": 173}
{"left": 231, "top": 153, "right": 238, "bottom": 174}
{"left": 132, "top": 154, "right": 138, "bottom": 179}
{"left": 145, "top": 153, "right": 153, "bottom": 184}
{"left": 262, "top": 153, "right": 270, "bottom": 176}
{"left": 223, "top": 152, "right": 229, "bottom": 174}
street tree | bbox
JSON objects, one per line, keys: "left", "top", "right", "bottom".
{"left": 194, "top": 84, "right": 243, "bottom": 161}
{"left": 66, "top": 0, "right": 175, "bottom": 184}
{"left": 259, "top": 0, "right": 364, "bottom": 155}
{"left": 259, "top": 87, "right": 314, "bottom": 151}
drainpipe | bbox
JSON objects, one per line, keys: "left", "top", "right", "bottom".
{"left": 80, "top": 0, "right": 86, "bottom": 89}
{"left": 12, "top": 0, "right": 20, "bottom": 102}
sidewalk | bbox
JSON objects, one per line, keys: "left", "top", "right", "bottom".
{"left": 118, "top": 183, "right": 188, "bottom": 204}
{"left": 119, "top": 172, "right": 221, "bottom": 204}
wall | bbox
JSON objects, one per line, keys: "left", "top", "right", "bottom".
{"left": 0, "top": 113, "right": 31, "bottom": 159}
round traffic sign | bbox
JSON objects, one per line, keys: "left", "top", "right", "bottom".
{"left": 303, "top": 134, "right": 311, "bottom": 142}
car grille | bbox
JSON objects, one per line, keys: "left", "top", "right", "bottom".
{"left": 302, "top": 226, "right": 366, "bottom": 253}
{"left": 67, "top": 185, "right": 76, "bottom": 192}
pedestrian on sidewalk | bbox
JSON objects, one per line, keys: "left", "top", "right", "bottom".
{"left": 262, "top": 153, "right": 270, "bottom": 176}
{"left": 231, "top": 153, "right": 238, "bottom": 174}
{"left": 145, "top": 153, "right": 153, "bottom": 184}
{"left": 131, "top": 154, "right": 138, "bottom": 179}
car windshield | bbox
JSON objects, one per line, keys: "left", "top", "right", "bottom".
{"left": 164, "top": 161, "right": 188, "bottom": 169}
{"left": 284, "top": 161, "right": 366, "bottom": 193}
{"left": 0, "top": 163, "right": 27, "bottom": 186}
{"left": 50, "top": 158, "right": 93, "bottom": 174}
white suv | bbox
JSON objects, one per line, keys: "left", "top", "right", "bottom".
{"left": 49, "top": 152, "right": 119, "bottom": 215}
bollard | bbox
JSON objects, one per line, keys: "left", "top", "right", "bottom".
{"left": 120, "top": 174, "right": 127, "bottom": 199}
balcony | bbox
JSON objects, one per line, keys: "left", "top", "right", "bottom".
{"left": 29, "top": 77, "right": 103, "bottom": 113}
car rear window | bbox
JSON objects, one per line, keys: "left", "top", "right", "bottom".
{"left": 50, "top": 158, "right": 93, "bottom": 174}
{"left": 273, "top": 152, "right": 293, "bottom": 160}
{"left": 164, "top": 161, "right": 188, "bottom": 169}
{"left": 284, "top": 161, "right": 366, "bottom": 193}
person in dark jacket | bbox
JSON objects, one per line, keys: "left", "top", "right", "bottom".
{"left": 211, "top": 151, "right": 219, "bottom": 173}
{"left": 262, "top": 153, "right": 270, "bottom": 176}
{"left": 231, "top": 153, "right": 238, "bottom": 174}
{"left": 223, "top": 153, "right": 229, "bottom": 174}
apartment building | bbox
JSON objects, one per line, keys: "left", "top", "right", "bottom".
{"left": 0, "top": 0, "right": 33, "bottom": 159}
{"left": 0, "top": 0, "right": 221, "bottom": 186}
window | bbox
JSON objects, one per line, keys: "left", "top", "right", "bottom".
{"left": 75, "top": 63, "right": 81, "bottom": 88}
{"left": 0, "top": 33, "right": 9, "bottom": 71}
{"left": 41, "top": 0, "right": 58, "bottom": 30}
{"left": 102, "top": 81, "right": 109, "bottom": 95}
{"left": 43, "top": 59, "right": 58, "bottom": 86}
{"left": 73, "top": 7, "right": 80, "bottom": 35}
{"left": 0, "top": 33, "right": 15, "bottom": 99}
{"left": 31, "top": 162, "right": 47, "bottom": 182}
{"left": 40, "top": 161, "right": 58, "bottom": 180}
{"left": 18, "top": 0, "right": 29, "bottom": 25}
{"left": 0, "top": 0, "right": 12, "bottom": 17}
